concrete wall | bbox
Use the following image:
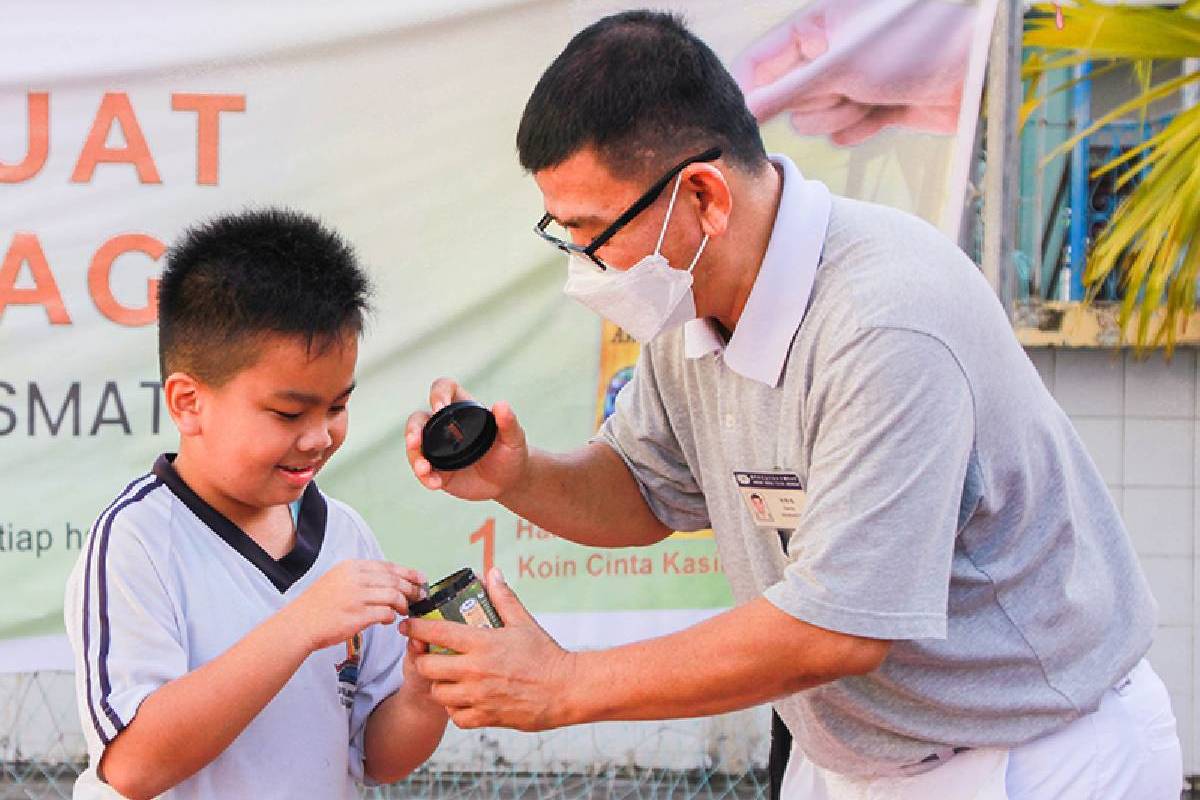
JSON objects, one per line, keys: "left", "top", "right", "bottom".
{"left": 1027, "top": 346, "right": 1198, "bottom": 774}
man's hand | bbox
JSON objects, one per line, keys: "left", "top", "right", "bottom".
{"left": 286, "top": 560, "right": 425, "bottom": 652}
{"left": 402, "top": 568, "right": 576, "bottom": 732}
{"left": 405, "top": 378, "right": 531, "bottom": 503}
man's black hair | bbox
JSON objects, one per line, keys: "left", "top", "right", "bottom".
{"left": 158, "top": 207, "right": 372, "bottom": 384}
{"left": 516, "top": 10, "right": 768, "bottom": 178}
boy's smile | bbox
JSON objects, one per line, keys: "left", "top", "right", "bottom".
{"left": 168, "top": 330, "right": 358, "bottom": 534}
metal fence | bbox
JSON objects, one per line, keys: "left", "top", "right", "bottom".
{"left": 0, "top": 672, "right": 771, "bottom": 799}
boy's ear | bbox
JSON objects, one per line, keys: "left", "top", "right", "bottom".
{"left": 164, "top": 372, "right": 203, "bottom": 436}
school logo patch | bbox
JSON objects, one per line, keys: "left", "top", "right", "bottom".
{"left": 335, "top": 632, "right": 362, "bottom": 709}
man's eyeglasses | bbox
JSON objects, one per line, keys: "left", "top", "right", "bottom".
{"left": 534, "top": 147, "right": 722, "bottom": 270}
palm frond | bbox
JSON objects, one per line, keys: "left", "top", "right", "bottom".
{"left": 1024, "top": 1, "right": 1200, "bottom": 350}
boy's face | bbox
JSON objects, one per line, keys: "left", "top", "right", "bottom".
{"left": 173, "top": 330, "right": 358, "bottom": 517}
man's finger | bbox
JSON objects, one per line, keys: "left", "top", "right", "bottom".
{"left": 486, "top": 567, "right": 538, "bottom": 628}
{"left": 414, "top": 652, "right": 475, "bottom": 683}
{"left": 430, "top": 680, "right": 473, "bottom": 708}
{"left": 492, "top": 401, "right": 526, "bottom": 451}
{"left": 429, "top": 377, "right": 474, "bottom": 412}
{"left": 405, "top": 411, "right": 432, "bottom": 463}
{"left": 403, "top": 616, "right": 487, "bottom": 654}
{"left": 449, "top": 706, "right": 486, "bottom": 730}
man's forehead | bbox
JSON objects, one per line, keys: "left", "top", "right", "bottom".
{"left": 534, "top": 153, "right": 643, "bottom": 227}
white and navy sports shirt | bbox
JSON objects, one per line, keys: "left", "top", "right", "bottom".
{"left": 64, "top": 454, "right": 408, "bottom": 799}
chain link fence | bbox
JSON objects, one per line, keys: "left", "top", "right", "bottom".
{"left": 0, "top": 672, "right": 770, "bottom": 799}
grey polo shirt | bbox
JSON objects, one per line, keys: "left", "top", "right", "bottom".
{"left": 597, "top": 154, "right": 1157, "bottom": 778}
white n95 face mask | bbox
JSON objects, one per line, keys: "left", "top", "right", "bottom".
{"left": 562, "top": 174, "right": 709, "bottom": 344}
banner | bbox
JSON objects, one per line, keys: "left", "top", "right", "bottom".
{"left": 0, "top": 0, "right": 992, "bottom": 671}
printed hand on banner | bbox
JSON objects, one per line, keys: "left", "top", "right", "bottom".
{"left": 402, "top": 568, "right": 575, "bottom": 731}
{"left": 732, "top": 0, "right": 976, "bottom": 146}
{"left": 405, "top": 378, "right": 529, "bottom": 502}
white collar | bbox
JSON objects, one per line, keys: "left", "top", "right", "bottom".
{"left": 683, "top": 154, "right": 832, "bottom": 388}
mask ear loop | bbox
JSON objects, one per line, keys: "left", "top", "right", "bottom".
{"left": 656, "top": 172, "right": 710, "bottom": 273}
{"left": 687, "top": 234, "right": 709, "bottom": 274}
{"left": 654, "top": 174, "right": 685, "bottom": 256}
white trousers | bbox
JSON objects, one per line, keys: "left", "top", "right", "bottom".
{"left": 782, "top": 659, "right": 1184, "bottom": 800}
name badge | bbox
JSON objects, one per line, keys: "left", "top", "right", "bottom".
{"left": 733, "top": 470, "right": 806, "bottom": 530}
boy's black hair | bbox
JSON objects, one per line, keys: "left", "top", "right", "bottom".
{"left": 158, "top": 207, "right": 372, "bottom": 385}
{"left": 516, "top": 10, "right": 767, "bottom": 178}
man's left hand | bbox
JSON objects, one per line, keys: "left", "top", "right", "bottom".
{"left": 402, "top": 568, "right": 576, "bottom": 731}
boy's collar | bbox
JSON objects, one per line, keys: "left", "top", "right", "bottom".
{"left": 152, "top": 453, "right": 326, "bottom": 593}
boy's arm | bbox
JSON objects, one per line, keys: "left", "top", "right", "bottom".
{"left": 100, "top": 608, "right": 311, "bottom": 799}
{"left": 100, "top": 560, "right": 421, "bottom": 800}
{"left": 361, "top": 639, "right": 448, "bottom": 784}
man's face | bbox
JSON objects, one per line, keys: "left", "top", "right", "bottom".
{"left": 534, "top": 147, "right": 704, "bottom": 273}
{"left": 186, "top": 331, "right": 357, "bottom": 515}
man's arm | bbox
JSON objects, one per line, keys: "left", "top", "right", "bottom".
{"left": 405, "top": 569, "right": 889, "bottom": 731}
{"left": 499, "top": 442, "right": 672, "bottom": 547}
{"left": 406, "top": 379, "right": 672, "bottom": 548}
{"left": 563, "top": 596, "right": 889, "bottom": 723}
{"left": 101, "top": 561, "right": 421, "bottom": 800}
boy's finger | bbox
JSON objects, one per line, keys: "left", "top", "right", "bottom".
{"left": 396, "top": 565, "right": 427, "bottom": 587}
{"left": 362, "top": 586, "right": 412, "bottom": 614}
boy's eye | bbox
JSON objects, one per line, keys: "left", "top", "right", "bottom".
{"left": 330, "top": 404, "right": 347, "bottom": 414}
{"left": 272, "top": 410, "right": 303, "bottom": 421}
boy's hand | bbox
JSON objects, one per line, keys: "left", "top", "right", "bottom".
{"left": 404, "top": 378, "right": 530, "bottom": 502}
{"left": 288, "top": 560, "right": 425, "bottom": 652}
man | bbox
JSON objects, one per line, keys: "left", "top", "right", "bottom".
{"left": 402, "top": 10, "right": 1182, "bottom": 798}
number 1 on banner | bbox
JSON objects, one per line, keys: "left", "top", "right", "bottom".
{"left": 469, "top": 518, "right": 495, "bottom": 577}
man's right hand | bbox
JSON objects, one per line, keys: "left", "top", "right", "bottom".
{"left": 404, "top": 378, "right": 530, "bottom": 502}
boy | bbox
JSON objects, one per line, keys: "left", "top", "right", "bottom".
{"left": 65, "top": 208, "right": 447, "bottom": 799}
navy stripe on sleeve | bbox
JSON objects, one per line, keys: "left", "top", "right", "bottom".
{"left": 82, "top": 475, "right": 161, "bottom": 744}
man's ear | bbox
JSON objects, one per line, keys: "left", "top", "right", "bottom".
{"left": 164, "top": 372, "right": 204, "bottom": 436}
{"left": 684, "top": 164, "right": 733, "bottom": 239}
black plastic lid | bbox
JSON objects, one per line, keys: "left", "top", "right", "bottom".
{"left": 409, "top": 567, "right": 477, "bottom": 617}
{"left": 421, "top": 401, "right": 497, "bottom": 471}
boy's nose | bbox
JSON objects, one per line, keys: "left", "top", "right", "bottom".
{"left": 298, "top": 423, "right": 333, "bottom": 453}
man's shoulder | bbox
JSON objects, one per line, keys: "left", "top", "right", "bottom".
{"left": 809, "top": 197, "right": 1004, "bottom": 347}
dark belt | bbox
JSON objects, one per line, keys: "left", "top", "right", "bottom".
{"left": 768, "top": 709, "right": 792, "bottom": 800}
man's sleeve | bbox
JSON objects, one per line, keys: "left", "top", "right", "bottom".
{"left": 594, "top": 347, "right": 711, "bottom": 532}
{"left": 67, "top": 503, "right": 187, "bottom": 753}
{"left": 764, "top": 326, "right": 975, "bottom": 640}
